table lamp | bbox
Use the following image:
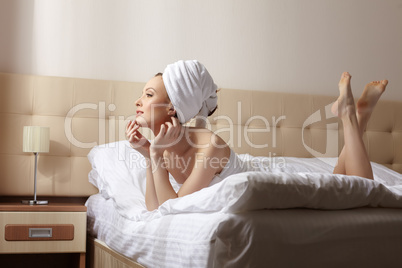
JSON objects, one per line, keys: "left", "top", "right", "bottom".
{"left": 22, "top": 126, "right": 50, "bottom": 205}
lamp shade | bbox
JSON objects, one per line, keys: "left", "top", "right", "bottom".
{"left": 23, "top": 126, "right": 50, "bottom": 153}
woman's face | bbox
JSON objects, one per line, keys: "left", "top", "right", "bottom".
{"left": 134, "top": 76, "right": 174, "bottom": 128}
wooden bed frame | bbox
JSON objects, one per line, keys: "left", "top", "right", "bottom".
{"left": 87, "top": 237, "right": 145, "bottom": 268}
{"left": 1, "top": 72, "right": 401, "bottom": 267}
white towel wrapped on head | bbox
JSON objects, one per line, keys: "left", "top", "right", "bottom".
{"left": 162, "top": 60, "right": 218, "bottom": 125}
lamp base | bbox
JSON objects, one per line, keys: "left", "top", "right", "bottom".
{"left": 22, "top": 200, "right": 48, "bottom": 205}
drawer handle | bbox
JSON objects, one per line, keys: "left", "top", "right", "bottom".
{"left": 5, "top": 224, "right": 74, "bottom": 241}
{"left": 29, "top": 228, "right": 52, "bottom": 238}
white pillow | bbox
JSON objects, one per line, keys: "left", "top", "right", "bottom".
{"left": 87, "top": 140, "right": 182, "bottom": 214}
{"left": 87, "top": 140, "right": 148, "bottom": 213}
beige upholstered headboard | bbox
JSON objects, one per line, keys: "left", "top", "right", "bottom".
{"left": 1, "top": 73, "right": 401, "bottom": 197}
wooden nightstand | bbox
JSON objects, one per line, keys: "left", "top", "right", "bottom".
{"left": 0, "top": 202, "right": 87, "bottom": 268}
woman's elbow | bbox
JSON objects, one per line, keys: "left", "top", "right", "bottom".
{"left": 145, "top": 200, "right": 159, "bottom": 211}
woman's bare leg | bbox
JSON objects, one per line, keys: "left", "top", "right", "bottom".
{"left": 333, "top": 78, "right": 388, "bottom": 175}
{"left": 331, "top": 72, "right": 374, "bottom": 179}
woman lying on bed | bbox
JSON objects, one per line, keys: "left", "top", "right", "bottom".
{"left": 126, "top": 60, "right": 388, "bottom": 211}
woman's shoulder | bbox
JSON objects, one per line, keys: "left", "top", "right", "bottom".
{"left": 185, "top": 127, "right": 227, "bottom": 147}
{"left": 185, "top": 127, "right": 230, "bottom": 162}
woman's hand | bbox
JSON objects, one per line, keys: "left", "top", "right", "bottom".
{"left": 126, "top": 120, "right": 150, "bottom": 158}
{"left": 150, "top": 117, "right": 182, "bottom": 155}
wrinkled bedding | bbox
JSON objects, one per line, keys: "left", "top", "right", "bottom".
{"left": 86, "top": 141, "right": 402, "bottom": 267}
{"left": 87, "top": 141, "right": 402, "bottom": 220}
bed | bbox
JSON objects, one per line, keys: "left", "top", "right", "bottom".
{"left": 0, "top": 72, "right": 401, "bottom": 267}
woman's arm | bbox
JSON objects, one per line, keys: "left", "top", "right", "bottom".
{"left": 126, "top": 120, "right": 159, "bottom": 210}
{"left": 145, "top": 158, "right": 160, "bottom": 211}
{"left": 149, "top": 149, "right": 178, "bottom": 205}
{"left": 147, "top": 120, "right": 182, "bottom": 207}
{"left": 150, "top": 146, "right": 223, "bottom": 206}
{"left": 150, "top": 138, "right": 227, "bottom": 206}
{"left": 145, "top": 118, "right": 229, "bottom": 209}
{"left": 176, "top": 146, "right": 225, "bottom": 198}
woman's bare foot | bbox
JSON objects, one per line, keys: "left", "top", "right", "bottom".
{"left": 356, "top": 80, "right": 388, "bottom": 132}
{"left": 331, "top": 72, "right": 356, "bottom": 120}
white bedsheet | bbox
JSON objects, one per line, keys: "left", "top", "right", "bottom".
{"left": 87, "top": 194, "right": 402, "bottom": 268}
{"left": 86, "top": 153, "right": 402, "bottom": 267}
{"left": 87, "top": 194, "right": 230, "bottom": 268}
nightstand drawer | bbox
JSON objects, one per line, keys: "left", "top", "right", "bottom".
{"left": 0, "top": 211, "right": 86, "bottom": 254}
{"left": 5, "top": 224, "right": 74, "bottom": 241}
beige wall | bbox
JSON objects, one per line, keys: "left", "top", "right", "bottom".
{"left": 1, "top": 0, "right": 401, "bottom": 101}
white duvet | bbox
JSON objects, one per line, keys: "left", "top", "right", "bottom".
{"left": 88, "top": 141, "right": 402, "bottom": 221}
